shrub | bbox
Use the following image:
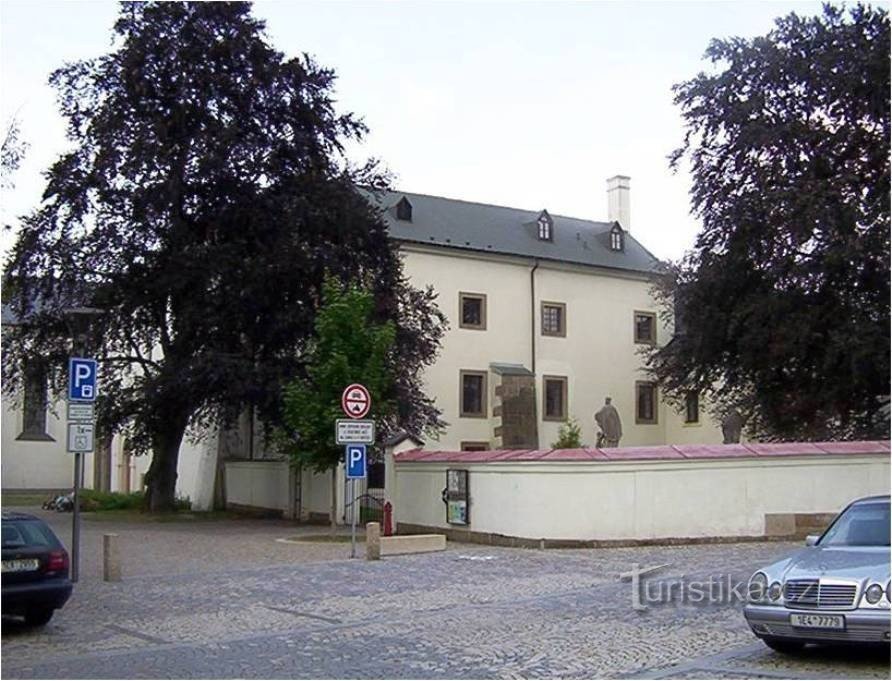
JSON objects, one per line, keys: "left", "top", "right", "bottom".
{"left": 551, "top": 417, "right": 583, "bottom": 449}
{"left": 80, "top": 489, "right": 191, "bottom": 512}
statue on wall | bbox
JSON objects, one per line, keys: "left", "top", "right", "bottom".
{"left": 721, "top": 408, "right": 744, "bottom": 444}
{"left": 595, "top": 397, "right": 622, "bottom": 448}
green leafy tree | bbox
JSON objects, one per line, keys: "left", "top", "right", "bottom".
{"left": 282, "top": 279, "right": 397, "bottom": 526}
{"left": 2, "top": 2, "right": 446, "bottom": 511}
{"left": 648, "top": 4, "right": 890, "bottom": 441}
{"left": 551, "top": 417, "right": 583, "bottom": 449}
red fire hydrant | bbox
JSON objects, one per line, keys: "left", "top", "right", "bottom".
{"left": 383, "top": 501, "right": 393, "bottom": 537}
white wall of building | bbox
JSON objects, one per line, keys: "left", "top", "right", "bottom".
{"left": 1, "top": 398, "right": 93, "bottom": 490}
{"left": 400, "top": 245, "right": 723, "bottom": 449}
{"left": 3, "top": 394, "right": 207, "bottom": 507}
{"left": 391, "top": 454, "right": 890, "bottom": 541}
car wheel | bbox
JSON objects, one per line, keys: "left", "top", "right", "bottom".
{"left": 763, "top": 637, "right": 805, "bottom": 654}
{"left": 24, "top": 608, "right": 54, "bottom": 627}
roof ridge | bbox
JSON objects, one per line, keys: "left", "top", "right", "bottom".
{"left": 390, "top": 188, "right": 614, "bottom": 228}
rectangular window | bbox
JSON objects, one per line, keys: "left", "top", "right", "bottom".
{"left": 459, "top": 370, "right": 487, "bottom": 418}
{"left": 636, "top": 381, "right": 658, "bottom": 424}
{"left": 634, "top": 311, "right": 656, "bottom": 344}
{"left": 18, "top": 363, "right": 52, "bottom": 441}
{"left": 543, "top": 375, "right": 568, "bottom": 421}
{"left": 459, "top": 292, "right": 487, "bottom": 330}
{"left": 541, "top": 301, "right": 566, "bottom": 337}
{"left": 460, "top": 441, "right": 489, "bottom": 452}
{"left": 685, "top": 391, "right": 700, "bottom": 424}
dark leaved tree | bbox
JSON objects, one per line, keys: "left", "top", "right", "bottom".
{"left": 2, "top": 2, "right": 446, "bottom": 510}
{"left": 647, "top": 4, "right": 890, "bottom": 441}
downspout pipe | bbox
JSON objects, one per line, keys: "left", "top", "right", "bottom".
{"left": 530, "top": 259, "right": 539, "bottom": 376}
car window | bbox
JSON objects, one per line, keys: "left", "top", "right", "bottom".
{"left": 820, "top": 501, "right": 891, "bottom": 547}
{"left": 1, "top": 520, "right": 58, "bottom": 549}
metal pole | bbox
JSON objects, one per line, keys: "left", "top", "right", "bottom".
{"left": 72, "top": 451, "right": 81, "bottom": 582}
{"left": 350, "top": 478, "right": 357, "bottom": 559}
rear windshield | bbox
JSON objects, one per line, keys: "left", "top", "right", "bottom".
{"left": 820, "top": 501, "right": 891, "bottom": 547}
{"left": 2, "top": 520, "right": 60, "bottom": 549}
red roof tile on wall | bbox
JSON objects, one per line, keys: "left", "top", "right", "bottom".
{"left": 676, "top": 444, "right": 758, "bottom": 459}
{"left": 393, "top": 441, "right": 890, "bottom": 464}
{"left": 742, "top": 442, "right": 825, "bottom": 457}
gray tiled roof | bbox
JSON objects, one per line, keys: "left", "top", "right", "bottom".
{"left": 368, "top": 189, "right": 663, "bottom": 275}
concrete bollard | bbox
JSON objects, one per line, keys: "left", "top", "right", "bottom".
{"left": 103, "top": 533, "right": 121, "bottom": 582}
{"left": 366, "top": 522, "right": 381, "bottom": 561}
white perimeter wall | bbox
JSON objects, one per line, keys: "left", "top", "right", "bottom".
{"left": 392, "top": 455, "right": 890, "bottom": 541}
{"left": 223, "top": 461, "right": 346, "bottom": 522}
{"left": 225, "top": 460, "right": 290, "bottom": 512}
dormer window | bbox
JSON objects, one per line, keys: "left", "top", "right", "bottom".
{"left": 610, "top": 224, "right": 624, "bottom": 251}
{"left": 537, "top": 210, "right": 553, "bottom": 241}
{"left": 396, "top": 197, "right": 413, "bottom": 222}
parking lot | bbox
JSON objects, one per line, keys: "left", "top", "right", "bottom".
{"left": 2, "top": 508, "right": 889, "bottom": 679}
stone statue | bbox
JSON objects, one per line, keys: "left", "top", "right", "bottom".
{"left": 595, "top": 397, "right": 622, "bottom": 448}
{"left": 722, "top": 409, "right": 744, "bottom": 444}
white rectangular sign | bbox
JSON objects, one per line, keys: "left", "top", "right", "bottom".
{"left": 67, "top": 402, "right": 95, "bottom": 422}
{"left": 336, "top": 419, "right": 375, "bottom": 445}
{"left": 67, "top": 423, "right": 95, "bottom": 453}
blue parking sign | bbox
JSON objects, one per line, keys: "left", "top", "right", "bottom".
{"left": 68, "top": 358, "right": 97, "bottom": 402}
{"left": 345, "top": 445, "right": 367, "bottom": 479}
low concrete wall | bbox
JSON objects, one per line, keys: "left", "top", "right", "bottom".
{"left": 391, "top": 442, "right": 890, "bottom": 543}
{"left": 224, "top": 460, "right": 289, "bottom": 514}
{"left": 381, "top": 534, "right": 446, "bottom": 556}
{"left": 224, "top": 460, "right": 345, "bottom": 522}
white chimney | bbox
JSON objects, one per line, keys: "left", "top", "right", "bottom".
{"left": 607, "top": 175, "right": 631, "bottom": 231}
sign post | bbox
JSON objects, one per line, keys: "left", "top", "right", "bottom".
{"left": 339, "top": 384, "right": 372, "bottom": 559}
{"left": 345, "top": 444, "right": 367, "bottom": 558}
{"left": 67, "top": 357, "right": 97, "bottom": 583}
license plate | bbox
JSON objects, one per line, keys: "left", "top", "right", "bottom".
{"left": 1, "top": 559, "right": 40, "bottom": 573}
{"left": 790, "top": 613, "right": 846, "bottom": 630}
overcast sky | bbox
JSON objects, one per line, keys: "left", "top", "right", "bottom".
{"left": 1, "top": 0, "right": 829, "bottom": 261}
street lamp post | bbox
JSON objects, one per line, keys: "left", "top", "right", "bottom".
{"left": 63, "top": 307, "right": 103, "bottom": 583}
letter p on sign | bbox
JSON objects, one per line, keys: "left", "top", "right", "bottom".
{"left": 346, "top": 445, "right": 367, "bottom": 479}
{"left": 68, "top": 358, "right": 98, "bottom": 402}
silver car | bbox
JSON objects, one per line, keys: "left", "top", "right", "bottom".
{"left": 743, "top": 495, "right": 891, "bottom": 652}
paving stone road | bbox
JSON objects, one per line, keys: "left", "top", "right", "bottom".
{"left": 2, "top": 509, "right": 889, "bottom": 679}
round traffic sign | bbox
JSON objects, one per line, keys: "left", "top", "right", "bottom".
{"left": 341, "top": 383, "right": 371, "bottom": 419}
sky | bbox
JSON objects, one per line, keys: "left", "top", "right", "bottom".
{"left": 0, "top": 0, "right": 831, "bottom": 262}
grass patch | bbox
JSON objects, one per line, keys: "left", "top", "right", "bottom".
{"left": 80, "top": 489, "right": 191, "bottom": 512}
{"left": 83, "top": 509, "right": 247, "bottom": 523}
{"left": 1, "top": 493, "right": 46, "bottom": 507}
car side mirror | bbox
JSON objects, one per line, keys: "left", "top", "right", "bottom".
{"left": 805, "top": 534, "right": 819, "bottom": 547}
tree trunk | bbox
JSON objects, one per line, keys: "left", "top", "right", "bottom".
{"left": 330, "top": 465, "right": 338, "bottom": 533}
{"left": 144, "top": 413, "right": 189, "bottom": 513}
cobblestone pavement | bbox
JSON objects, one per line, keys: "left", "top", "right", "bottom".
{"left": 2, "top": 509, "right": 889, "bottom": 679}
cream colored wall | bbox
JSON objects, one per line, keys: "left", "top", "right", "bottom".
{"left": 2, "top": 397, "right": 96, "bottom": 491}
{"left": 224, "top": 460, "right": 290, "bottom": 511}
{"left": 3, "top": 393, "right": 205, "bottom": 507}
{"left": 399, "top": 245, "right": 723, "bottom": 449}
{"left": 393, "top": 455, "right": 890, "bottom": 541}
{"left": 400, "top": 248, "right": 533, "bottom": 448}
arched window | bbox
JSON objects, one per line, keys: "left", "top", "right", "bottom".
{"left": 610, "top": 224, "right": 624, "bottom": 251}
{"left": 537, "top": 211, "right": 553, "bottom": 241}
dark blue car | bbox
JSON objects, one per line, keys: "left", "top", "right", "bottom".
{"left": 2, "top": 511, "right": 73, "bottom": 626}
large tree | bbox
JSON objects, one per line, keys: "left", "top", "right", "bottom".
{"left": 648, "top": 4, "right": 890, "bottom": 441}
{"left": 2, "top": 2, "right": 445, "bottom": 510}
